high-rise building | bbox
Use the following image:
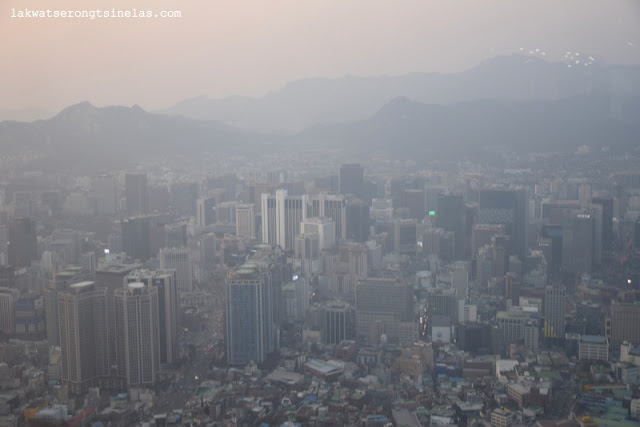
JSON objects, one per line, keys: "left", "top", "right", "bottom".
{"left": 405, "top": 189, "right": 426, "bottom": 220}
{"left": 478, "top": 188, "right": 528, "bottom": 260}
{"left": 544, "top": 285, "right": 566, "bottom": 339}
{"left": 261, "top": 190, "right": 308, "bottom": 250}
{"left": 496, "top": 310, "right": 531, "bottom": 348}
{"left": 121, "top": 216, "right": 151, "bottom": 261}
{"left": 170, "top": 182, "right": 199, "bottom": 217}
{"left": 0, "top": 224, "right": 8, "bottom": 265}
{"left": 125, "top": 173, "right": 149, "bottom": 216}
{"left": 58, "top": 281, "right": 109, "bottom": 394}
{"left": 225, "top": 264, "right": 273, "bottom": 365}
{"left": 113, "top": 282, "right": 160, "bottom": 387}
{"left": 436, "top": 194, "right": 467, "bottom": 260}
{"left": 346, "top": 199, "right": 370, "bottom": 242}
{"left": 427, "top": 288, "right": 459, "bottom": 327}
{"left": 339, "top": 164, "right": 364, "bottom": 199}
{"left": 94, "top": 262, "right": 138, "bottom": 380}
{"left": 236, "top": 204, "right": 256, "bottom": 239}
{"left": 308, "top": 193, "right": 347, "bottom": 241}
{"left": 8, "top": 217, "right": 38, "bottom": 268}
{"left": 125, "top": 270, "right": 179, "bottom": 365}
{"left": 320, "top": 301, "right": 355, "bottom": 345}
{"left": 246, "top": 181, "right": 277, "bottom": 214}
{"left": 196, "top": 196, "right": 217, "bottom": 228}
{"left": 0, "top": 287, "right": 20, "bottom": 334}
{"left": 45, "top": 269, "right": 87, "bottom": 347}
{"left": 370, "top": 198, "right": 394, "bottom": 221}
{"left": 562, "top": 211, "right": 595, "bottom": 274}
{"left": 159, "top": 247, "right": 193, "bottom": 292}
{"left": 592, "top": 196, "right": 613, "bottom": 251}
{"left": 355, "top": 278, "right": 413, "bottom": 345}
{"left": 93, "top": 174, "right": 117, "bottom": 215}
{"left": 607, "top": 303, "right": 640, "bottom": 347}
{"left": 301, "top": 217, "right": 336, "bottom": 251}
{"left": 394, "top": 219, "right": 417, "bottom": 256}
{"left": 199, "top": 232, "right": 218, "bottom": 273}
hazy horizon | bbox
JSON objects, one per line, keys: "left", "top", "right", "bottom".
{"left": 2, "top": 0, "right": 639, "bottom": 120}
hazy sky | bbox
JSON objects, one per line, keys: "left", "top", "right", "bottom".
{"left": 1, "top": 0, "right": 639, "bottom": 117}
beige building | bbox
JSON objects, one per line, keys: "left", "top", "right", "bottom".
{"left": 58, "top": 281, "right": 108, "bottom": 394}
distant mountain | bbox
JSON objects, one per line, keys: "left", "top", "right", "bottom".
{"left": 159, "top": 54, "right": 640, "bottom": 132}
{"left": 0, "top": 102, "right": 263, "bottom": 172}
{"left": 294, "top": 95, "right": 640, "bottom": 160}
{"left": 2, "top": 94, "right": 638, "bottom": 173}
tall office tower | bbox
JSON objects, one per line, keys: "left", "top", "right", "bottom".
{"left": 216, "top": 201, "right": 237, "bottom": 224}
{"left": 8, "top": 217, "right": 38, "bottom": 268}
{"left": 308, "top": 193, "right": 347, "bottom": 241}
{"left": 159, "top": 247, "right": 192, "bottom": 292}
{"left": 92, "top": 174, "right": 117, "bottom": 215}
{"left": 524, "top": 320, "right": 539, "bottom": 354}
{"left": 45, "top": 269, "right": 84, "bottom": 347}
{"left": 370, "top": 198, "right": 394, "bottom": 221}
{"left": 451, "top": 263, "right": 469, "bottom": 299}
{"left": 541, "top": 200, "right": 583, "bottom": 225}
{"left": 339, "top": 163, "right": 364, "bottom": 199}
{"left": 405, "top": 189, "right": 426, "bottom": 220}
{"left": 394, "top": 219, "right": 417, "bottom": 256}
{"left": 236, "top": 204, "right": 256, "bottom": 239}
{"left": 121, "top": 216, "right": 151, "bottom": 261}
{"left": 207, "top": 173, "right": 238, "bottom": 201}
{"left": 544, "top": 285, "right": 566, "bottom": 339}
{"left": 301, "top": 218, "right": 336, "bottom": 251}
{"left": 496, "top": 310, "right": 531, "bottom": 348}
{"left": 578, "top": 183, "right": 592, "bottom": 208}
{"left": 505, "top": 272, "right": 521, "bottom": 302}
{"left": 0, "top": 266, "right": 15, "bottom": 290}
{"left": 592, "top": 196, "right": 613, "bottom": 250}
{"left": 225, "top": 264, "right": 273, "bottom": 365}
{"left": 199, "top": 232, "right": 217, "bottom": 272}
{"left": 320, "top": 301, "right": 356, "bottom": 345}
{"left": 346, "top": 199, "right": 370, "bottom": 242}
{"left": 472, "top": 224, "right": 505, "bottom": 257}
{"left": 261, "top": 193, "right": 277, "bottom": 245}
{"left": 281, "top": 278, "right": 309, "bottom": 323}
{"left": 149, "top": 185, "right": 171, "bottom": 213}
{"left": 561, "top": 211, "right": 595, "bottom": 274}
{"left": 425, "top": 185, "right": 447, "bottom": 216}
{"left": 261, "top": 190, "right": 308, "bottom": 250}
{"left": 125, "top": 270, "right": 179, "bottom": 365}
{"left": 95, "top": 262, "right": 138, "bottom": 378}
{"left": 58, "top": 281, "right": 108, "bottom": 394}
{"left": 113, "top": 282, "right": 160, "bottom": 387}
{"left": 0, "top": 224, "right": 7, "bottom": 265}
{"left": 165, "top": 223, "right": 187, "bottom": 248}
{"left": 492, "top": 234, "right": 511, "bottom": 278}
{"left": 51, "top": 229, "right": 81, "bottom": 265}
{"left": 196, "top": 196, "right": 217, "bottom": 228}
{"left": 294, "top": 233, "right": 320, "bottom": 277}
{"left": 577, "top": 302, "right": 602, "bottom": 336}
{"left": 246, "top": 181, "right": 277, "bottom": 214}
{"left": 427, "top": 288, "right": 459, "bottom": 326}
{"left": 607, "top": 303, "right": 640, "bottom": 347}
{"left": 170, "top": 182, "right": 199, "bottom": 217}
{"left": 267, "top": 170, "right": 287, "bottom": 184}
{"left": 436, "top": 194, "right": 467, "bottom": 260}
{"left": 125, "top": 173, "right": 149, "bottom": 216}
{"left": 0, "top": 287, "right": 20, "bottom": 333}
{"left": 478, "top": 188, "right": 528, "bottom": 260}
{"left": 355, "top": 278, "right": 413, "bottom": 345}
